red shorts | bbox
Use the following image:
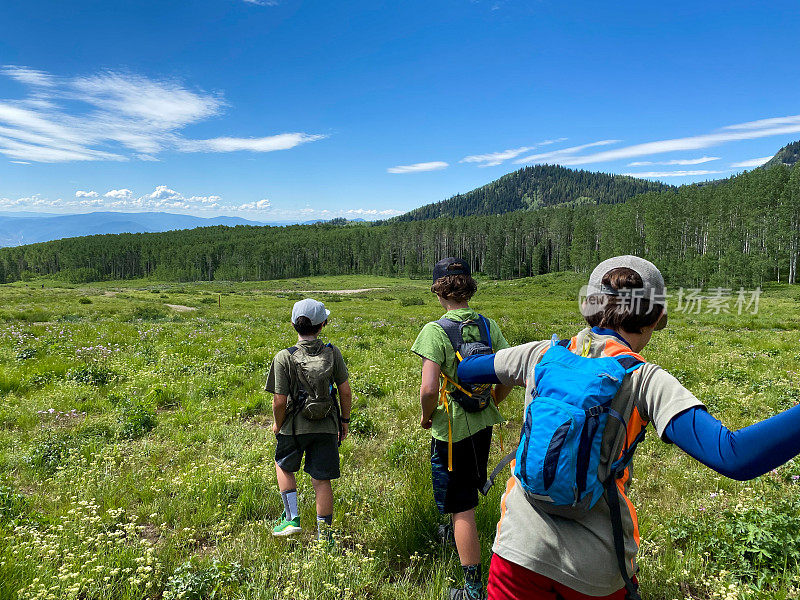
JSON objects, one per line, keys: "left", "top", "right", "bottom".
{"left": 488, "top": 553, "right": 634, "bottom": 600}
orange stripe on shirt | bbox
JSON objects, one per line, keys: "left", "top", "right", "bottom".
{"left": 496, "top": 459, "right": 517, "bottom": 537}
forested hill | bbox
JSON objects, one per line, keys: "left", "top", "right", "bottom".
{"left": 394, "top": 164, "right": 673, "bottom": 221}
{"left": 1, "top": 160, "right": 799, "bottom": 288}
{"left": 764, "top": 141, "right": 800, "bottom": 168}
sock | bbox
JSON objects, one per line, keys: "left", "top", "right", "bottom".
{"left": 281, "top": 490, "right": 298, "bottom": 521}
{"left": 316, "top": 514, "right": 333, "bottom": 540}
{"left": 462, "top": 564, "right": 483, "bottom": 599}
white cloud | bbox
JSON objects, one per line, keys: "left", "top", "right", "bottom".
{"left": 628, "top": 156, "right": 719, "bottom": 166}
{"left": 104, "top": 189, "right": 133, "bottom": 199}
{"left": 461, "top": 146, "right": 536, "bottom": 167}
{"left": 514, "top": 140, "right": 621, "bottom": 165}
{"left": 1, "top": 66, "right": 54, "bottom": 87}
{"left": 179, "top": 133, "right": 325, "bottom": 153}
{"left": 0, "top": 66, "right": 325, "bottom": 163}
{"left": 242, "top": 0, "right": 278, "bottom": 4}
{"left": 730, "top": 156, "right": 772, "bottom": 168}
{"left": 546, "top": 116, "right": 800, "bottom": 167}
{"left": 387, "top": 161, "right": 449, "bottom": 174}
{"left": 461, "top": 138, "right": 569, "bottom": 167}
{"left": 622, "top": 170, "right": 726, "bottom": 178}
{"left": 75, "top": 190, "right": 98, "bottom": 198}
{"left": 237, "top": 198, "right": 273, "bottom": 211}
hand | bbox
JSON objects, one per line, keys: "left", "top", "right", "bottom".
{"left": 339, "top": 423, "right": 349, "bottom": 442}
{"left": 420, "top": 414, "right": 433, "bottom": 429}
{"left": 271, "top": 422, "right": 280, "bottom": 437}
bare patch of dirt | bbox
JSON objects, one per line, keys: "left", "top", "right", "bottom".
{"left": 274, "top": 288, "right": 385, "bottom": 295}
{"left": 165, "top": 304, "right": 197, "bottom": 312}
{"left": 103, "top": 291, "right": 118, "bottom": 297}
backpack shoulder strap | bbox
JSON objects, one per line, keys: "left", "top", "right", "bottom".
{"left": 287, "top": 346, "right": 299, "bottom": 355}
{"left": 436, "top": 318, "right": 464, "bottom": 353}
{"left": 614, "top": 354, "right": 644, "bottom": 373}
{"left": 475, "top": 314, "right": 492, "bottom": 350}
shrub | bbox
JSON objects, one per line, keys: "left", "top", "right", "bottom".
{"left": 127, "top": 305, "right": 169, "bottom": 321}
{"left": 118, "top": 401, "right": 157, "bottom": 440}
{"left": 15, "top": 347, "right": 37, "bottom": 361}
{"left": 26, "top": 434, "right": 71, "bottom": 473}
{"left": 68, "top": 364, "right": 117, "bottom": 386}
{"left": 349, "top": 409, "right": 378, "bottom": 437}
{"left": 78, "top": 297, "right": 92, "bottom": 304}
{"left": 353, "top": 380, "right": 386, "bottom": 399}
{"left": 399, "top": 296, "right": 425, "bottom": 306}
{"left": 163, "top": 559, "right": 247, "bottom": 600}
{"left": 0, "top": 485, "right": 30, "bottom": 525}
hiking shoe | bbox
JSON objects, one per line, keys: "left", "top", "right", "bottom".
{"left": 438, "top": 522, "right": 456, "bottom": 548}
{"left": 447, "top": 587, "right": 486, "bottom": 600}
{"left": 272, "top": 513, "right": 301, "bottom": 537}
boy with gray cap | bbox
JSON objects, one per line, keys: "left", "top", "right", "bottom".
{"left": 265, "top": 298, "right": 352, "bottom": 539}
{"left": 459, "top": 255, "right": 800, "bottom": 599}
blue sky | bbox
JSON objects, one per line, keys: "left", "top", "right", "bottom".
{"left": 0, "top": 0, "right": 799, "bottom": 221}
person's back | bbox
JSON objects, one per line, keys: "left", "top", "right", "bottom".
{"left": 412, "top": 257, "right": 513, "bottom": 600}
{"left": 458, "top": 256, "right": 800, "bottom": 600}
{"left": 265, "top": 298, "right": 352, "bottom": 540}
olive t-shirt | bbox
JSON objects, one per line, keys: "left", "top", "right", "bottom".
{"left": 491, "top": 328, "right": 704, "bottom": 596}
{"left": 264, "top": 339, "right": 349, "bottom": 436}
{"left": 411, "top": 308, "right": 510, "bottom": 443}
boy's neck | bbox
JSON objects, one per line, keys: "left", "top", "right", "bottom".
{"left": 441, "top": 300, "right": 470, "bottom": 312}
{"left": 297, "top": 334, "right": 320, "bottom": 342}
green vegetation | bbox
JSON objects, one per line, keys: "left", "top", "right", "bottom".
{"left": 1, "top": 160, "right": 799, "bottom": 287}
{"left": 394, "top": 164, "right": 672, "bottom": 221}
{"left": 1, "top": 275, "right": 799, "bottom": 599}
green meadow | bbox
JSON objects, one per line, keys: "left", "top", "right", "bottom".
{"left": 1, "top": 273, "right": 799, "bottom": 600}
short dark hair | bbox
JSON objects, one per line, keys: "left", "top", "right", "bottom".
{"left": 431, "top": 274, "right": 478, "bottom": 304}
{"left": 583, "top": 267, "right": 663, "bottom": 334}
{"left": 293, "top": 316, "right": 326, "bottom": 336}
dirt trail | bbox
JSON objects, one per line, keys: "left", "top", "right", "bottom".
{"left": 165, "top": 303, "right": 197, "bottom": 312}
{"left": 275, "top": 288, "right": 385, "bottom": 295}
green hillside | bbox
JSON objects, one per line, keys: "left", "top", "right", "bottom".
{"left": 764, "top": 140, "right": 800, "bottom": 168}
{"left": 394, "top": 164, "right": 673, "bottom": 221}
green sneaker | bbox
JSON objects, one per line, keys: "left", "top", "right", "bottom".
{"left": 272, "top": 512, "right": 301, "bottom": 537}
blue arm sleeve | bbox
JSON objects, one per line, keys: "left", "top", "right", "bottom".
{"left": 457, "top": 354, "right": 501, "bottom": 385}
{"left": 664, "top": 404, "right": 800, "bottom": 481}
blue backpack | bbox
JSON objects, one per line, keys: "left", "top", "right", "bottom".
{"left": 483, "top": 336, "right": 645, "bottom": 599}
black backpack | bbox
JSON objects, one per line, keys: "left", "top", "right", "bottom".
{"left": 436, "top": 315, "right": 494, "bottom": 412}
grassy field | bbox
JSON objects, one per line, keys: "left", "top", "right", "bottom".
{"left": 1, "top": 273, "right": 800, "bottom": 600}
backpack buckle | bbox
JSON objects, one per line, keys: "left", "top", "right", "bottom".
{"left": 586, "top": 405, "right": 604, "bottom": 417}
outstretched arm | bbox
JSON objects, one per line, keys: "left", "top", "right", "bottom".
{"left": 457, "top": 354, "right": 501, "bottom": 384}
{"left": 664, "top": 404, "right": 800, "bottom": 481}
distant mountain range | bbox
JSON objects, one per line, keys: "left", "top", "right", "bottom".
{"left": 394, "top": 164, "right": 674, "bottom": 221}
{"left": 0, "top": 212, "right": 277, "bottom": 247}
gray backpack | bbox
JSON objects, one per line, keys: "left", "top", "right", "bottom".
{"left": 287, "top": 344, "right": 338, "bottom": 421}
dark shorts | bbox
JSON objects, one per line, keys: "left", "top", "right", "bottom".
{"left": 275, "top": 433, "right": 340, "bottom": 481}
{"left": 431, "top": 426, "right": 492, "bottom": 514}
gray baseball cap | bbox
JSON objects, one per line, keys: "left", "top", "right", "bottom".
{"left": 584, "top": 255, "right": 668, "bottom": 329}
{"left": 291, "top": 298, "right": 331, "bottom": 325}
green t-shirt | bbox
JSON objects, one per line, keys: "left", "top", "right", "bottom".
{"left": 411, "top": 308, "right": 510, "bottom": 443}
{"left": 264, "top": 339, "right": 349, "bottom": 436}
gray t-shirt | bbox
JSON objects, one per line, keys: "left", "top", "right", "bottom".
{"left": 264, "top": 339, "right": 349, "bottom": 436}
{"left": 491, "top": 328, "right": 704, "bottom": 596}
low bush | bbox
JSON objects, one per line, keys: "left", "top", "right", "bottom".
{"left": 163, "top": 559, "right": 247, "bottom": 600}
{"left": 118, "top": 401, "right": 157, "bottom": 440}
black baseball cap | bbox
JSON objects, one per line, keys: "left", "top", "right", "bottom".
{"left": 432, "top": 257, "right": 471, "bottom": 284}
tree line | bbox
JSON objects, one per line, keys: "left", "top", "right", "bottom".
{"left": 0, "top": 162, "right": 798, "bottom": 287}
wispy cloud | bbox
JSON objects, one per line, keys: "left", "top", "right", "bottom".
{"left": 730, "top": 156, "right": 772, "bottom": 168}
{"left": 622, "top": 170, "right": 726, "bottom": 178}
{"left": 0, "top": 66, "right": 324, "bottom": 163}
{"left": 628, "top": 156, "right": 719, "bottom": 167}
{"left": 179, "top": 133, "right": 325, "bottom": 153}
{"left": 460, "top": 138, "right": 568, "bottom": 167}
{"left": 543, "top": 116, "right": 800, "bottom": 167}
{"left": 242, "top": 0, "right": 278, "bottom": 5}
{"left": 387, "top": 161, "right": 449, "bottom": 174}
{"left": 513, "top": 140, "right": 621, "bottom": 165}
